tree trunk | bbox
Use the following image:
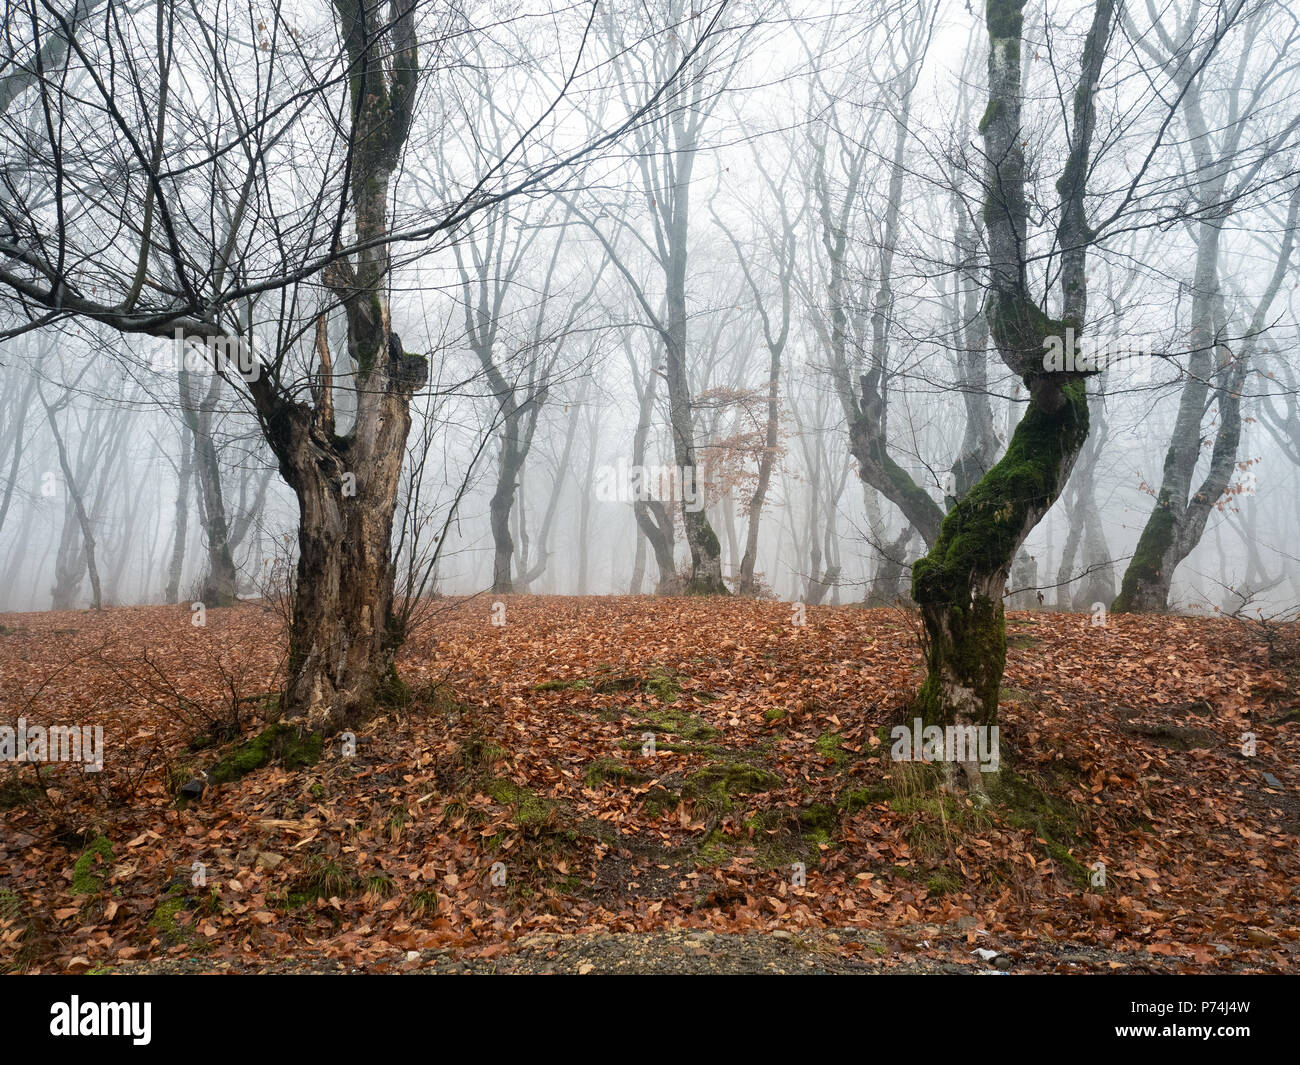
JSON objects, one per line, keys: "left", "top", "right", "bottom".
{"left": 913, "top": 388, "right": 1089, "bottom": 725}
{"left": 628, "top": 349, "right": 679, "bottom": 593}
{"left": 251, "top": 0, "right": 424, "bottom": 734}
{"left": 180, "top": 367, "right": 239, "bottom": 605}
{"left": 866, "top": 527, "right": 913, "bottom": 607}
{"left": 270, "top": 357, "right": 422, "bottom": 732}
{"left": 489, "top": 437, "right": 523, "bottom": 594}
{"left": 1114, "top": 183, "right": 1298, "bottom": 610}
{"left": 163, "top": 423, "right": 191, "bottom": 603}
{"left": 0, "top": 374, "right": 36, "bottom": 537}
{"left": 42, "top": 392, "right": 103, "bottom": 610}
{"left": 665, "top": 290, "right": 725, "bottom": 593}
{"left": 739, "top": 332, "right": 782, "bottom": 595}
{"left": 577, "top": 405, "right": 600, "bottom": 594}
{"left": 517, "top": 391, "right": 584, "bottom": 591}
{"left": 911, "top": 0, "right": 1113, "bottom": 793}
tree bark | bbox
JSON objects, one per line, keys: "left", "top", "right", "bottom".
{"left": 42, "top": 389, "right": 103, "bottom": 610}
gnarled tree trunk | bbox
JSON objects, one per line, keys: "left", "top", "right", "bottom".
{"left": 910, "top": 0, "right": 1114, "bottom": 792}
{"left": 269, "top": 357, "right": 422, "bottom": 732}
{"left": 250, "top": 0, "right": 425, "bottom": 734}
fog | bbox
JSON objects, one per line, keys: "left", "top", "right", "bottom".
{"left": 2, "top": 0, "right": 1298, "bottom": 622}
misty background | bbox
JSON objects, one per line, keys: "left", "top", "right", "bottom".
{"left": 1, "top": 0, "right": 1297, "bottom": 618}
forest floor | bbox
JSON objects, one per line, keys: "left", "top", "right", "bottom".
{"left": 1, "top": 596, "right": 1297, "bottom": 974}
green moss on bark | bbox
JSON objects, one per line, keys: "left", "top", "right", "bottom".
{"left": 988, "top": 298, "right": 1068, "bottom": 371}
{"left": 682, "top": 762, "right": 783, "bottom": 814}
{"left": 912, "top": 382, "right": 1088, "bottom": 728}
{"left": 986, "top": 0, "right": 1026, "bottom": 39}
{"left": 1112, "top": 499, "right": 1175, "bottom": 612}
{"left": 913, "top": 594, "right": 1007, "bottom": 728}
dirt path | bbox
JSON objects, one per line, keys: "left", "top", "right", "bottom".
{"left": 98, "top": 926, "right": 1265, "bottom": 975}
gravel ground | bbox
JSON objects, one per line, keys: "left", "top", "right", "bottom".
{"left": 91, "top": 926, "right": 1243, "bottom": 975}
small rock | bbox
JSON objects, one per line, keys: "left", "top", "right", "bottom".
{"left": 993, "top": 956, "right": 1013, "bottom": 970}
{"left": 179, "top": 774, "right": 207, "bottom": 800}
{"left": 1263, "top": 772, "right": 1283, "bottom": 789}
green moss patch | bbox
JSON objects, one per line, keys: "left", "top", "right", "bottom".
{"left": 584, "top": 758, "right": 650, "bottom": 787}
{"left": 640, "top": 784, "right": 680, "bottom": 819}
{"left": 926, "top": 869, "right": 963, "bottom": 896}
{"left": 72, "top": 836, "right": 114, "bottom": 896}
{"left": 485, "top": 777, "right": 565, "bottom": 832}
{"left": 838, "top": 784, "right": 893, "bottom": 812}
{"left": 209, "top": 723, "right": 323, "bottom": 785}
{"left": 815, "top": 731, "right": 849, "bottom": 767}
{"left": 643, "top": 666, "right": 683, "bottom": 703}
{"left": 629, "top": 706, "right": 718, "bottom": 743}
{"left": 987, "top": 767, "right": 1092, "bottom": 888}
{"left": 681, "top": 762, "right": 783, "bottom": 814}
{"left": 696, "top": 802, "right": 839, "bottom": 870}
{"left": 147, "top": 884, "right": 211, "bottom": 950}
{"left": 534, "top": 678, "right": 591, "bottom": 692}
{"left": 375, "top": 664, "right": 411, "bottom": 708}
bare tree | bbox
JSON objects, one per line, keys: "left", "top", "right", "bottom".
{"left": 0, "top": 0, "right": 733, "bottom": 731}
{"left": 1115, "top": 1, "right": 1300, "bottom": 610}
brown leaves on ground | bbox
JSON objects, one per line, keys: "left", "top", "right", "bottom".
{"left": 0, "top": 597, "right": 1296, "bottom": 973}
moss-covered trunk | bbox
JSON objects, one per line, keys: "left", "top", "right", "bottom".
{"left": 911, "top": 0, "right": 1115, "bottom": 790}
{"left": 913, "top": 385, "right": 1089, "bottom": 734}
{"left": 1112, "top": 501, "right": 1178, "bottom": 612}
